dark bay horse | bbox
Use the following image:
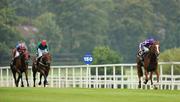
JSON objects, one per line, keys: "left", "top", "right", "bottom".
{"left": 32, "top": 52, "right": 51, "bottom": 87}
{"left": 10, "top": 49, "right": 30, "bottom": 87}
{"left": 137, "top": 41, "right": 160, "bottom": 89}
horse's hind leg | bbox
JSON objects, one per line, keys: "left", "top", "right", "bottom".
{"left": 11, "top": 65, "right": 17, "bottom": 87}
{"left": 137, "top": 64, "right": 143, "bottom": 88}
{"left": 11, "top": 70, "right": 17, "bottom": 87}
{"left": 12, "top": 72, "right": 17, "bottom": 87}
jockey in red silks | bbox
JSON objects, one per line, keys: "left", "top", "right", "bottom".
{"left": 138, "top": 38, "right": 156, "bottom": 60}
{"left": 14, "top": 41, "right": 27, "bottom": 58}
{"left": 11, "top": 41, "right": 28, "bottom": 66}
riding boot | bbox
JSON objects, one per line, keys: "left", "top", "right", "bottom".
{"left": 10, "top": 59, "right": 13, "bottom": 67}
{"left": 138, "top": 51, "right": 143, "bottom": 61}
{"left": 11, "top": 58, "right": 15, "bottom": 66}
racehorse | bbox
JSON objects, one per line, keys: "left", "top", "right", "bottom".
{"left": 32, "top": 52, "right": 51, "bottom": 87}
{"left": 137, "top": 41, "right": 160, "bottom": 89}
{"left": 10, "top": 49, "right": 30, "bottom": 87}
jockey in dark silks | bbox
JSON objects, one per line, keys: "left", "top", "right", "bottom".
{"left": 36, "top": 40, "right": 49, "bottom": 65}
{"left": 138, "top": 38, "right": 156, "bottom": 60}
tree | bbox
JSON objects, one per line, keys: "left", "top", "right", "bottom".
{"left": 55, "top": 0, "right": 113, "bottom": 54}
{"left": 34, "top": 12, "right": 62, "bottom": 53}
{"left": 91, "top": 46, "right": 123, "bottom": 75}
{"left": 159, "top": 48, "right": 180, "bottom": 74}
{"left": 0, "top": 0, "right": 23, "bottom": 65}
{"left": 92, "top": 46, "right": 123, "bottom": 64}
{"left": 12, "top": 0, "right": 50, "bottom": 24}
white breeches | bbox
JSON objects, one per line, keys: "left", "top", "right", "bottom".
{"left": 38, "top": 49, "right": 48, "bottom": 58}
{"left": 15, "top": 51, "right": 20, "bottom": 58}
{"left": 139, "top": 43, "right": 149, "bottom": 53}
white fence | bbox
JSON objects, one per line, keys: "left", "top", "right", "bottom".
{"left": 1, "top": 62, "right": 180, "bottom": 90}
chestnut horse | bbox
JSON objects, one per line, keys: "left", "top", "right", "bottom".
{"left": 32, "top": 52, "right": 51, "bottom": 87}
{"left": 137, "top": 41, "right": 160, "bottom": 89}
{"left": 10, "top": 49, "right": 30, "bottom": 87}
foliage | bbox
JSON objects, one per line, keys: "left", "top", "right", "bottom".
{"left": 0, "top": 0, "right": 22, "bottom": 65}
{"left": 92, "top": 46, "right": 123, "bottom": 65}
{"left": 92, "top": 46, "right": 123, "bottom": 75}
{"left": 34, "top": 12, "right": 62, "bottom": 53}
{"left": 1, "top": 0, "right": 180, "bottom": 65}
{"left": 159, "top": 48, "right": 180, "bottom": 74}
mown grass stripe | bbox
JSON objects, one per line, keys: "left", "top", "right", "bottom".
{"left": 0, "top": 88, "right": 180, "bottom": 102}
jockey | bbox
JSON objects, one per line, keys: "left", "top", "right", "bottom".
{"left": 138, "top": 38, "right": 156, "bottom": 60}
{"left": 36, "top": 40, "right": 49, "bottom": 64}
{"left": 14, "top": 41, "right": 27, "bottom": 58}
{"left": 11, "top": 41, "right": 27, "bottom": 66}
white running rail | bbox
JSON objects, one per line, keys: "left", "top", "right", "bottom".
{"left": 1, "top": 62, "right": 180, "bottom": 90}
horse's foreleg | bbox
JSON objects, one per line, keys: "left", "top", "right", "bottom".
{"left": 43, "top": 75, "right": 47, "bottom": 87}
{"left": 25, "top": 70, "right": 29, "bottom": 87}
{"left": 20, "top": 72, "right": 24, "bottom": 87}
{"left": 38, "top": 73, "right": 43, "bottom": 85}
{"left": 156, "top": 70, "right": 160, "bottom": 83}
{"left": 150, "top": 72, "right": 153, "bottom": 85}
{"left": 45, "top": 70, "right": 49, "bottom": 85}
{"left": 16, "top": 71, "right": 22, "bottom": 87}
{"left": 154, "top": 69, "right": 160, "bottom": 89}
{"left": 144, "top": 70, "right": 149, "bottom": 84}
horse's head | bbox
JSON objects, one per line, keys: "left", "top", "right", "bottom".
{"left": 149, "top": 41, "right": 160, "bottom": 57}
{"left": 41, "top": 52, "right": 51, "bottom": 66}
{"left": 20, "top": 51, "right": 30, "bottom": 64}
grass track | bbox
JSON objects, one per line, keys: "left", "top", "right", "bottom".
{"left": 0, "top": 87, "right": 180, "bottom": 102}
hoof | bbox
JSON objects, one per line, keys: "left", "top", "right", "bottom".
{"left": 154, "top": 86, "right": 158, "bottom": 90}
{"left": 154, "top": 84, "right": 158, "bottom": 90}
{"left": 143, "top": 79, "right": 148, "bottom": 84}
{"left": 38, "top": 82, "right": 41, "bottom": 85}
{"left": 45, "top": 82, "right": 49, "bottom": 85}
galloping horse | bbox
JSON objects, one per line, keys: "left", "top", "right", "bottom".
{"left": 32, "top": 52, "right": 51, "bottom": 87}
{"left": 137, "top": 41, "right": 160, "bottom": 89}
{"left": 10, "top": 49, "right": 30, "bottom": 87}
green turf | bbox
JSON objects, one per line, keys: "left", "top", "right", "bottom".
{"left": 0, "top": 88, "right": 180, "bottom": 102}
